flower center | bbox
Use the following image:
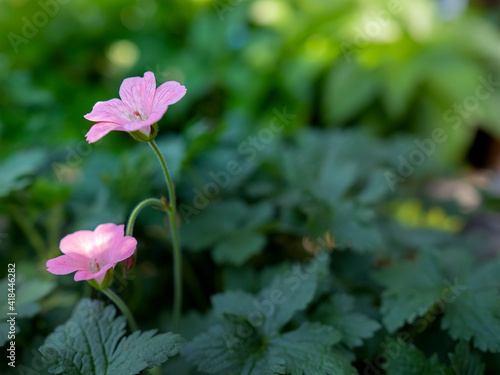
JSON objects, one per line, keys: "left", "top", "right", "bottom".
{"left": 89, "top": 258, "right": 101, "bottom": 273}
{"left": 129, "top": 108, "right": 148, "bottom": 122}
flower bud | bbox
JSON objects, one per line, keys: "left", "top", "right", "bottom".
{"left": 129, "top": 123, "right": 158, "bottom": 142}
{"left": 86, "top": 268, "right": 114, "bottom": 291}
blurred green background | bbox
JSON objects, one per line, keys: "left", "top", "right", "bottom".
{"left": 2, "top": 0, "right": 500, "bottom": 372}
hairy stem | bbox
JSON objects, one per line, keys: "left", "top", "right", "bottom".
{"left": 102, "top": 288, "right": 138, "bottom": 332}
{"left": 149, "top": 140, "right": 183, "bottom": 329}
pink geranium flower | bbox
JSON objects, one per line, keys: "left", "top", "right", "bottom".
{"left": 84, "top": 72, "right": 186, "bottom": 143}
{"left": 46, "top": 223, "right": 137, "bottom": 287}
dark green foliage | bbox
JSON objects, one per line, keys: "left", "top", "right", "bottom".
{"left": 39, "top": 299, "right": 185, "bottom": 375}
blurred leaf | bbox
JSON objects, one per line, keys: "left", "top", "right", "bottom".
{"left": 0, "top": 278, "right": 55, "bottom": 346}
{"left": 313, "top": 294, "right": 380, "bottom": 348}
{"left": 448, "top": 341, "right": 485, "bottom": 375}
{"left": 212, "top": 230, "right": 266, "bottom": 265}
{"left": 0, "top": 150, "right": 46, "bottom": 197}
{"left": 323, "top": 61, "right": 378, "bottom": 124}
{"left": 383, "top": 339, "right": 451, "bottom": 375}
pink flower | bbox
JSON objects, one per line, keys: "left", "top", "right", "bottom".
{"left": 84, "top": 72, "right": 186, "bottom": 143}
{"left": 46, "top": 223, "right": 137, "bottom": 287}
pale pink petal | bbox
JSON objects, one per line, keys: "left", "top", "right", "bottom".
{"left": 74, "top": 263, "right": 114, "bottom": 282}
{"left": 119, "top": 72, "right": 156, "bottom": 116}
{"left": 106, "top": 237, "right": 137, "bottom": 264}
{"left": 85, "top": 122, "right": 124, "bottom": 143}
{"left": 92, "top": 224, "right": 128, "bottom": 263}
{"left": 84, "top": 98, "right": 131, "bottom": 124}
{"left": 119, "top": 111, "right": 166, "bottom": 132}
{"left": 46, "top": 255, "right": 82, "bottom": 275}
{"left": 59, "top": 230, "right": 95, "bottom": 258}
{"left": 48, "top": 222, "right": 138, "bottom": 284}
{"left": 151, "top": 81, "right": 187, "bottom": 116}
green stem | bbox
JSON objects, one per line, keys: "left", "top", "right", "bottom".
{"left": 149, "top": 140, "right": 183, "bottom": 329}
{"left": 102, "top": 288, "right": 138, "bottom": 332}
{"left": 126, "top": 198, "right": 166, "bottom": 236}
{"left": 8, "top": 205, "right": 47, "bottom": 259}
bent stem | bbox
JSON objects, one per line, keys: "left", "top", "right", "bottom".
{"left": 102, "top": 288, "right": 138, "bottom": 332}
{"left": 149, "top": 140, "right": 183, "bottom": 329}
{"left": 126, "top": 198, "right": 166, "bottom": 236}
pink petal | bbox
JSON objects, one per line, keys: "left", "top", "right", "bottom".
{"left": 74, "top": 263, "right": 114, "bottom": 282}
{"left": 119, "top": 72, "right": 156, "bottom": 116}
{"left": 85, "top": 122, "right": 125, "bottom": 143}
{"left": 84, "top": 98, "right": 130, "bottom": 125}
{"left": 120, "top": 112, "right": 165, "bottom": 132}
{"left": 107, "top": 236, "right": 138, "bottom": 264}
{"left": 46, "top": 255, "right": 82, "bottom": 275}
{"left": 151, "top": 81, "right": 187, "bottom": 116}
{"left": 59, "top": 230, "right": 95, "bottom": 258}
{"left": 90, "top": 224, "right": 127, "bottom": 263}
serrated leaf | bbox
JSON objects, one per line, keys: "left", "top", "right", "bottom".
{"left": 184, "top": 321, "right": 356, "bottom": 375}
{"left": 382, "top": 339, "right": 451, "bottom": 375}
{"left": 331, "top": 203, "right": 381, "bottom": 251}
{"left": 39, "top": 299, "right": 185, "bottom": 374}
{"left": 180, "top": 200, "right": 247, "bottom": 251}
{"left": 185, "top": 262, "right": 337, "bottom": 374}
{"left": 313, "top": 294, "right": 381, "bottom": 348}
{"left": 440, "top": 258, "right": 500, "bottom": 353}
{"left": 372, "top": 251, "right": 445, "bottom": 332}
{"left": 448, "top": 341, "right": 485, "bottom": 375}
{"left": 268, "top": 323, "right": 356, "bottom": 375}
{"left": 441, "top": 288, "right": 500, "bottom": 352}
{"left": 213, "top": 266, "right": 317, "bottom": 335}
{"left": 182, "top": 315, "right": 262, "bottom": 375}
{"left": 212, "top": 230, "right": 266, "bottom": 265}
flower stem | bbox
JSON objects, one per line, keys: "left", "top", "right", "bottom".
{"left": 126, "top": 198, "right": 166, "bottom": 236}
{"left": 102, "top": 288, "right": 138, "bottom": 332}
{"left": 149, "top": 140, "right": 182, "bottom": 329}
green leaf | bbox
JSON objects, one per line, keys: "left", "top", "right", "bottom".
{"left": 313, "top": 294, "right": 380, "bottom": 348}
{"left": 0, "top": 278, "right": 55, "bottom": 346}
{"left": 182, "top": 315, "right": 263, "bottom": 375}
{"left": 372, "top": 251, "right": 445, "bottom": 333}
{"left": 180, "top": 200, "right": 247, "bottom": 251}
{"left": 374, "top": 251, "right": 500, "bottom": 352}
{"left": 260, "top": 268, "right": 317, "bottom": 334}
{"left": 39, "top": 299, "right": 185, "bottom": 375}
{"left": 330, "top": 203, "right": 381, "bottom": 251}
{"left": 323, "top": 62, "right": 378, "bottom": 124}
{"left": 382, "top": 339, "right": 451, "bottom": 375}
{"left": 440, "top": 258, "right": 500, "bottom": 353}
{"left": 184, "top": 261, "right": 352, "bottom": 374}
{"left": 0, "top": 149, "right": 46, "bottom": 197}
{"left": 213, "top": 264, "right": 318, "bottom": 335}
{"left": 268, "top": 322, "right": 356, "bottom": 375}
{"left": 184, "top": 321, "right": 357, "bottom": 375}
{"left": 212, "top": 230, "right": 266, "bottom": 266}
{"left": 441, "top": 288, "right": 500, "bottom": 353}
{"left": 448, "top": 341, "right": 485, "bottom": 375}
